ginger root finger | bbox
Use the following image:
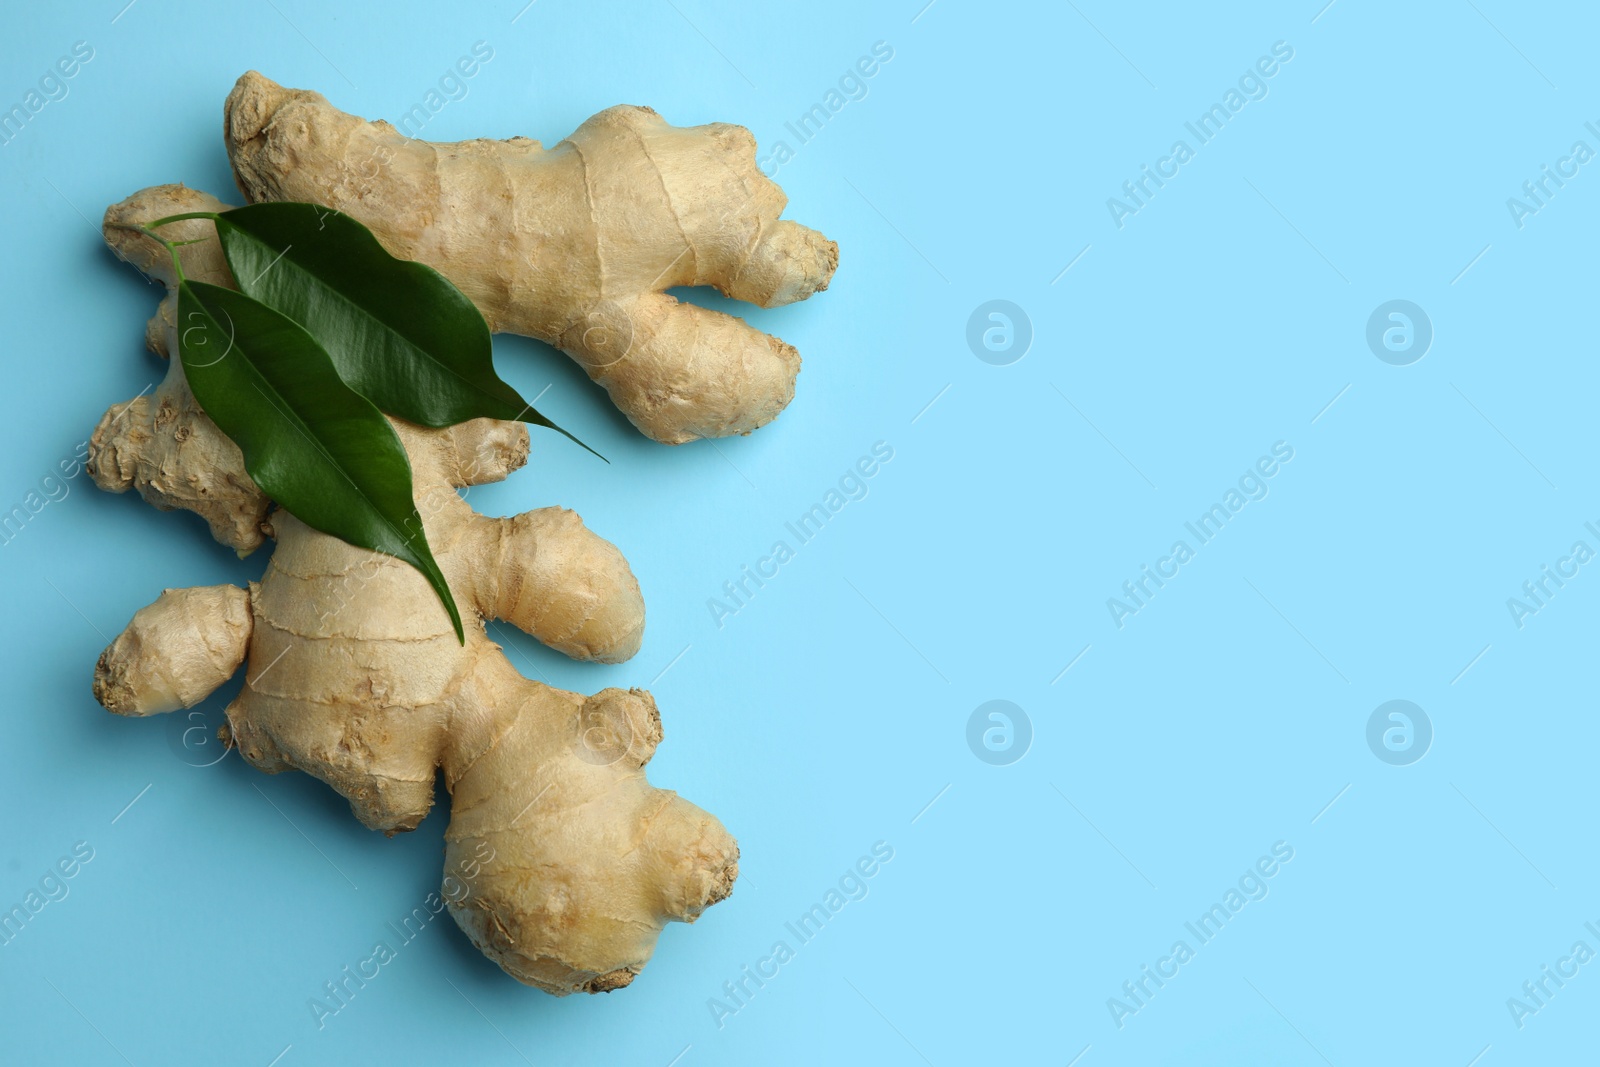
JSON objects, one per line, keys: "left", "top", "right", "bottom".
{"left": 435, "top": 418, "right": 530, "bottom": 489}
{"left": 461, "top": 506, "right": 645, "bottom": 665}
{"left": 443, "top": 679, "right": 737, "bottom": 994}
{"left": 223, "top": 71, "right": 837, "bottom": 444}
{"left": 566, "top": 291, "right": 802, "bottom": 444}
{"left": 94, "top": 584, "right": 253, "bottom": 716}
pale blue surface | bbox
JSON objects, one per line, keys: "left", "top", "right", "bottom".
{"left": 2, "top": 1, "right": 1597, "bottom": 1063}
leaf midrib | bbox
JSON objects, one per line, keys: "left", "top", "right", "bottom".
{"left": 190, "top": 284, "right": 433, "bottom": 564}
{"left": 237, "top": 227, "right": 516, "bottom": 416}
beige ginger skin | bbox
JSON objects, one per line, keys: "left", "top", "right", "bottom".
{"left": 89, "top": 186, "right": 271, "bottom": 552}
{"left": 89, "top": 189, "right": 738, "bottom": 995}
{"left": 225, "top": 71, "right": 839, "bottom": 445}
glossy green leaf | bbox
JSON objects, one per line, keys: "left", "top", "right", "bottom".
{"left": 176, "top": 279, "right": 465, "bottom": 643}
{"left": 203, "top": 202, "right": 598, "bottom": 458}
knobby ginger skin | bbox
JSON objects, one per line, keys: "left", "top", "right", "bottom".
{"left": 89, "top": 192, "right": 736, "bottom": 995}
{"left": 88, "top": 186, "right": 270, "bottom": 553}
{"left": 224, "top": 70, "right": 838, "bottom": 444}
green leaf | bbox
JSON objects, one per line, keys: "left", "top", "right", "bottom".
{"left": 176, "top": 279, "right": 465, "bottom": 643}
{"left": 202, "top": 202, "right": 600, "bottom": 460}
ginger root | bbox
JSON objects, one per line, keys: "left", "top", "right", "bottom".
{"left": 225, "top": 71, "right": 838, "bottom": 444}
{"left": 91, "top": 196, "right": 737, "bottom": 995}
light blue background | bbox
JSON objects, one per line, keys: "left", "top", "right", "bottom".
{"left": 2, "top": 1, "right": 1595, "bottom": 1063}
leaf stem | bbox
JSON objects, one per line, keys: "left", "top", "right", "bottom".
{"left": 146, "top": 211, "right": 222, "bottom": 229}
{"left": 146, "top": 227, "right": 188, "bottom": 284}
{"left": 143, "top": 212, "right": 229, "bottom": 283}
{"left": 104, "top": 218, "right": 202, "bottom": 283}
